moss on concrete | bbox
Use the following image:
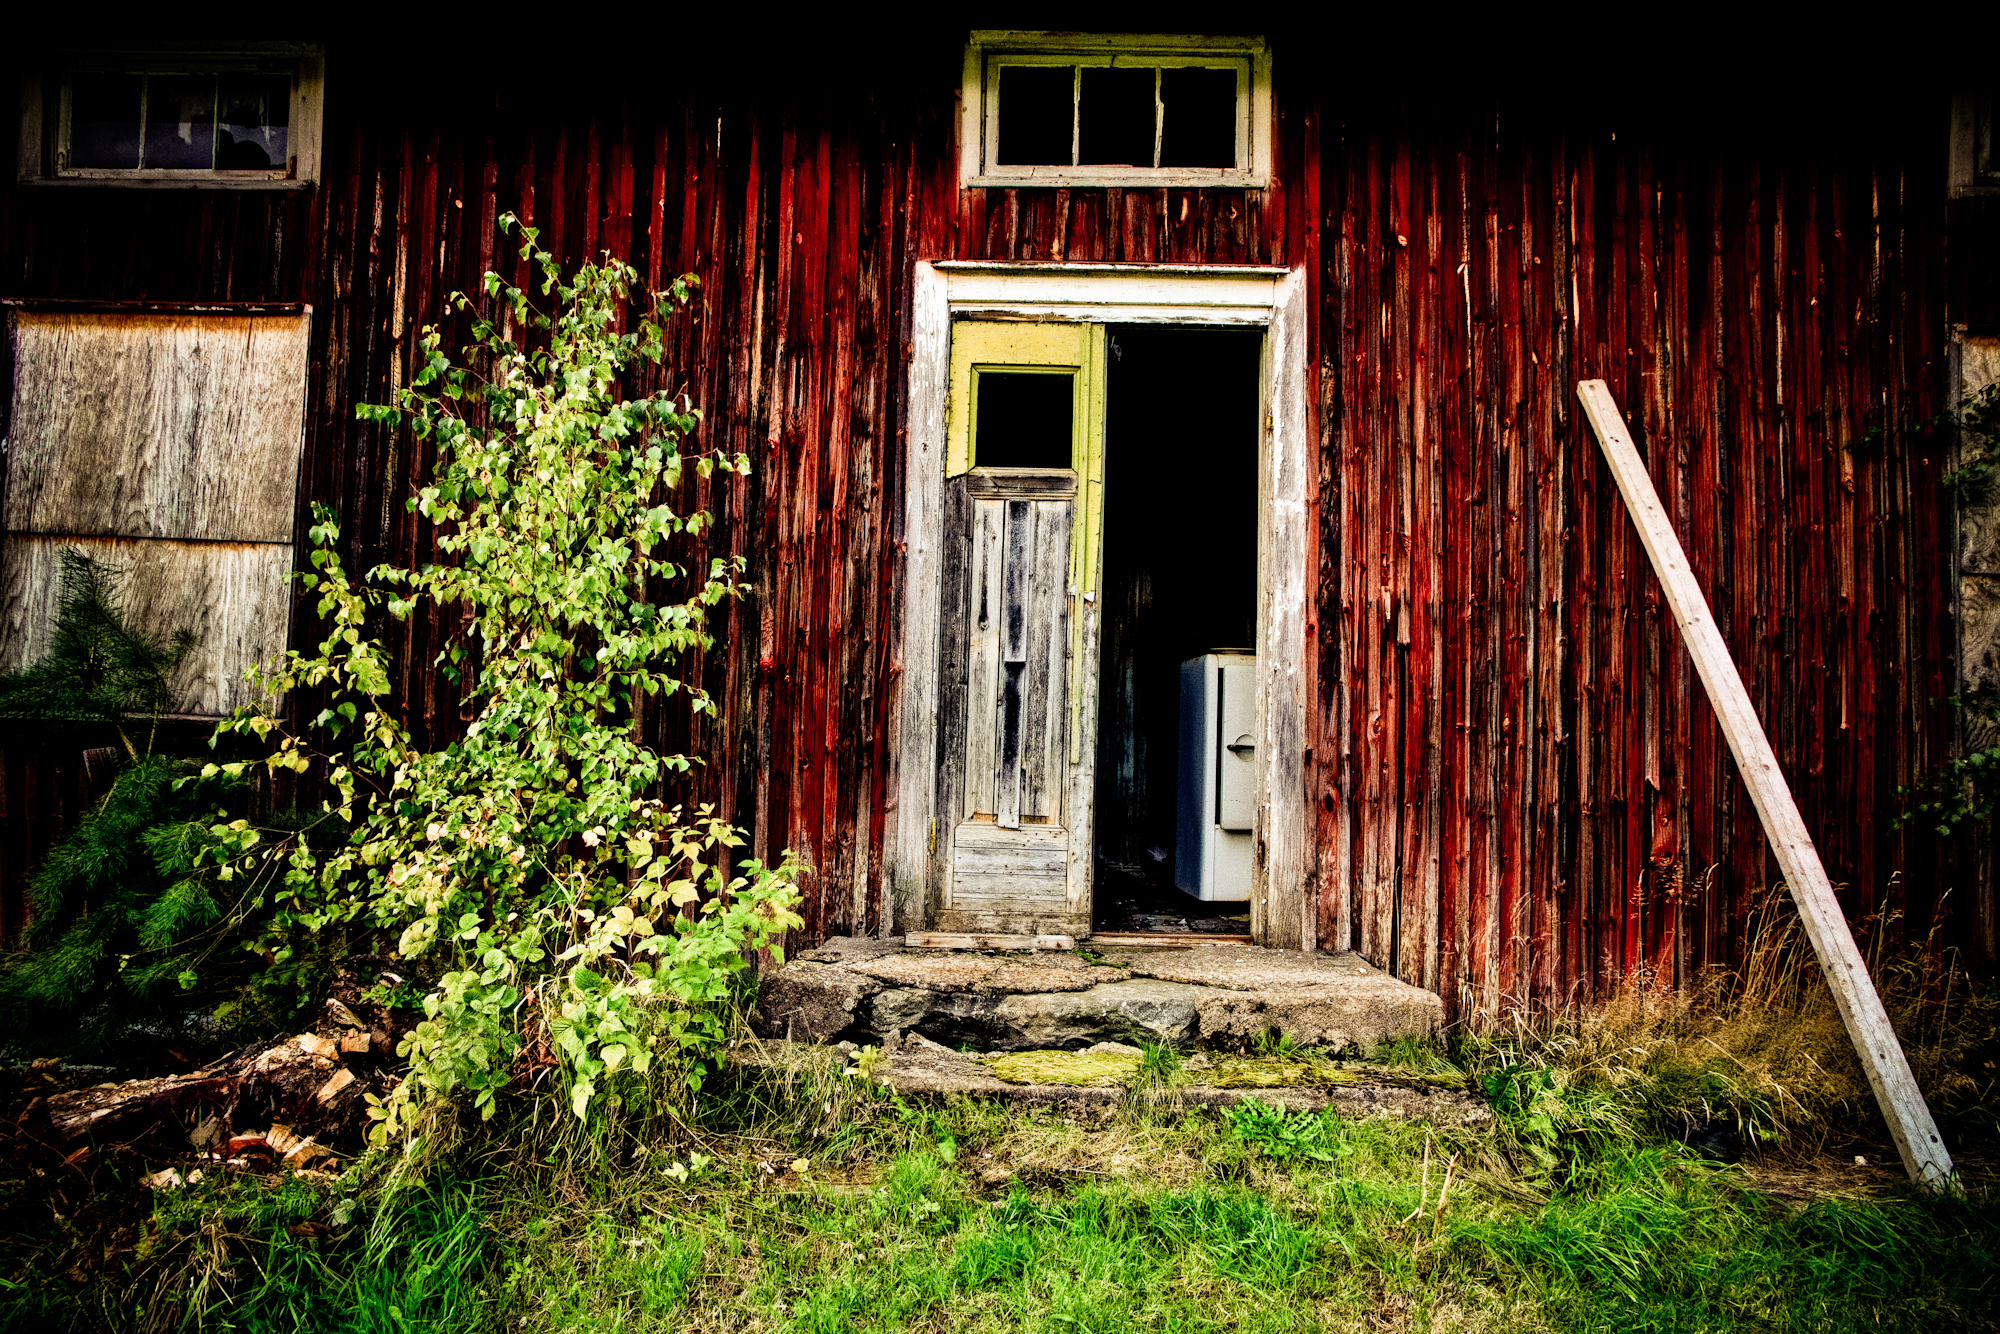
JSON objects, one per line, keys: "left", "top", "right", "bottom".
{"left": 1198, "top": 1054, "right": 1327, "bottom": 1089}
{"left": 986, "top": 1049, "right": 1141, "bottom": 1087}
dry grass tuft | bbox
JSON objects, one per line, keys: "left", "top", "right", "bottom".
{"left": 1472, "top": 890, "right": 2000, "bottom": 1158}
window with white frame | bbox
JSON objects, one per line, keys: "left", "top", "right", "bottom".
{"left": 961, "top": 32, "right": 1270, "bottom": 189}
{"left": 1952, "top": 86, "right": 1999, "bottom": 197}
{"left": 17, "top": 44, "right": 323, "bottom": 187}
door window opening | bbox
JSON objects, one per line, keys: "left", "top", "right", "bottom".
{"left": 973, "top": 369, "right": 1075, "bottom": 468}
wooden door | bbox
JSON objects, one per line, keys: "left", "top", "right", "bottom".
{"left": 933, "top": 321, "right": 1106, "bottom": 937}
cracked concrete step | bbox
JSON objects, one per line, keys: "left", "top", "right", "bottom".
{"left": 734, "top": 1035, "right": 1491, "bottom": 1126}
{"left": 752, "top": 940, "right": 1444, "bottom": 1053}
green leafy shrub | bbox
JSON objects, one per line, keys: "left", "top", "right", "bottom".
{"left": 214, "top": 215, "right": 801, "bottom": 1147}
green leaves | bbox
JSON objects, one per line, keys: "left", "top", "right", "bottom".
{"left": 1226, "top": 1100, "right": 1354, "bottom": 1164}
{"left": 1897, "top": 698, "right": 2000, "bottom": 840}
{"left": 222, "top": 216, "right": 800, "bottom": 1150}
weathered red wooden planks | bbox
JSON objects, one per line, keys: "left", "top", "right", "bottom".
{"left": 0, "top": 56, "right": 1986, "bottom": 1016}
{"left": 1315, "top": 96, "right": 1968, "bottom": 1016}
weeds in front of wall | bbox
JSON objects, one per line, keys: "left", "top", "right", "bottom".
{"left": 1449, "top": 890, "right": 2000, "bottom": 1179}
{"left": 13, "top": 1047, "right": 1997, "bottom": 1334}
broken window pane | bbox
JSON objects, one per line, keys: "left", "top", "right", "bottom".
{"left": 997, "top": 65, "right": 1074, "bottom": 166}
{"left": 217, "top": 74, "right": 289, "bottom": 169}
{"left": 68, "top": 73, "right": 142, "bottom": 169}
{"left": 1159, "top": 67, "right": 1237, "bottom": 169}
{"left": 143, "top": 75, "right": 216, "bottom": 170}
{"left": 975, "top": 372, "right": 1074, "bottom": 469}
{"left": 1078, "top": 66, "right": 1155, "bottom": 167}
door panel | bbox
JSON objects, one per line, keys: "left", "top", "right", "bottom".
{"left": 961, "top": 496, "right": 1071, "bottom": 828}
{"left": 934, "top": 319, "right": 1106, "bottom": 936}
{"left": 1217, "top": 661, "right": 1258, "bottom": 831}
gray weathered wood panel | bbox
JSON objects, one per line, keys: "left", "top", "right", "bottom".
{"left": 0, "top": 535, "right": 293, "bottom": 716}
{"left": 934, "top": 476, "right": 975, "bottom": 841}
{"left": 5, "top": 312, "right": 310, "bottom": 543}
{"left": 996, "top": 499, "right": 1033, "bottom": 829}
{"left": 951, "top": 821, "right": 1070, "bottom": 903}
{"left": 1022, "top": 499, "right": 1070, "bottom": 822}
{"left": 963, "top": 497, "right": 1004, "bottom": 818}
{"left": 964, "top": 467, "right": 1078, "bottom": 500}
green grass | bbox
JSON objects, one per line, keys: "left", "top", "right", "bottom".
{"left": 18, "top": 1086, "right": 1991, "bottom": 1334}
{"left": 7, "top": 977, "right": 1998, "bottom": 1334}
{"left": 4, "top": 1175, "right": 493, "bottom": 1334}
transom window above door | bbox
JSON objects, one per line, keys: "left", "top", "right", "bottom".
{"left": 961, "top": 33, "right": 1270, "bottom": 189}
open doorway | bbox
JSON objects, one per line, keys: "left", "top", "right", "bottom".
{"left": 1093, "top": 325, "right": 1262, "bottom": 936}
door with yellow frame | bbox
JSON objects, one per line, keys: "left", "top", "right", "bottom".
{"left": 933, "top": 320, "right": 1107, "bottom": 938}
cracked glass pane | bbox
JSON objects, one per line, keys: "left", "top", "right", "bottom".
{"left": 217, "top": 74, "right": 289, "bottom": 170}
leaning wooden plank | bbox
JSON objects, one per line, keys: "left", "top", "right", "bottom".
{"left": 905, "top": 933, "right": 1076, "bottom": 951}
{"left": 1577, "top": 378, "right": 1954, "bottom": 1189}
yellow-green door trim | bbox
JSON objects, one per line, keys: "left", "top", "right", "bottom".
{"left": 946, "top": 319, "right": 1108, "bottom": 761}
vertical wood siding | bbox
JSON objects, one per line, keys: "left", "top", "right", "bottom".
{"left": 1315, "top": 98, "right": 1967, "bottom": 1016}
{"left": 1, "top": 52, "right": 1983, "bottom": 1012}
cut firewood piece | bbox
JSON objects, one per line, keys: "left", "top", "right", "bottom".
{"left": 44, "top": 1070, "right": 238, "bottom": 1144}
{"left": 314, "top": 1068, "right": 356, "bottom": 1106}
{"left": 287, "top": 1142, "right": 336, "bottom": 1168}
{"left": 294, "top": 1034, "right": 340, "bottom": 1062}
{"left": 340, "top": 1032, "right": 371, "bottom": 1056}
{"left": 43, "top": 1018, "right": 387, "bottom": 1149}
{"left": 189, "top": 1114, "right": 226, "bottom": 1153}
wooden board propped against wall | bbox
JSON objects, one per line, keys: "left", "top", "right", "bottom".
{"left": 2, "top": 306, "right": 310, "bottom": 716}
{"left": 1577, "top": 379, "right": 1955, "bottom": 1190}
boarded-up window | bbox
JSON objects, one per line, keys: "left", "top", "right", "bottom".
{"left": 1, "top": 307, "right": 309, "bottom": 715}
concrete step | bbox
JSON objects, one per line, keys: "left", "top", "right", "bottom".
{"left": 751, "top": 938, "right": 1444, "bottom": 1054}
{"left": 736, "top": 1032, "right": 1491, "bottom": 1127}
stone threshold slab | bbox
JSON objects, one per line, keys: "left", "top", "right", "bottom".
{"left": 752, "top": 939, "right": 1446, "bottom": 1054}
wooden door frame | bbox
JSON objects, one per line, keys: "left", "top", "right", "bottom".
{"left": 890, "top": 260, "right": 1312, "bottom": 952}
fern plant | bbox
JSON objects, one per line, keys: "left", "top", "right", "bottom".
{"left": 0, "top": 758, "right": 292, "bottom": 1060}
{"left": 0, "top": 551, "right": 305, "bottom": 1062}
{"left": 0, "top": 547, "right": 196, "bottom": 759}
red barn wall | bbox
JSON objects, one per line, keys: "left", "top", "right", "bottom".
{"left": 1314, "top": 91, "right": 1967, "bottom": 1018}
{"left": 1, "top": 39, "right": 1984, "bottom": 1014}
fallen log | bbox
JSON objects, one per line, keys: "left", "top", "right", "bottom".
{"left": 28, "top": 956, "right": 417, "bottom": 1154}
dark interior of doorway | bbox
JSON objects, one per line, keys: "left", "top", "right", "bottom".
{"left": 1094, "top": 324, "right": 1261, "bottom": 935}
